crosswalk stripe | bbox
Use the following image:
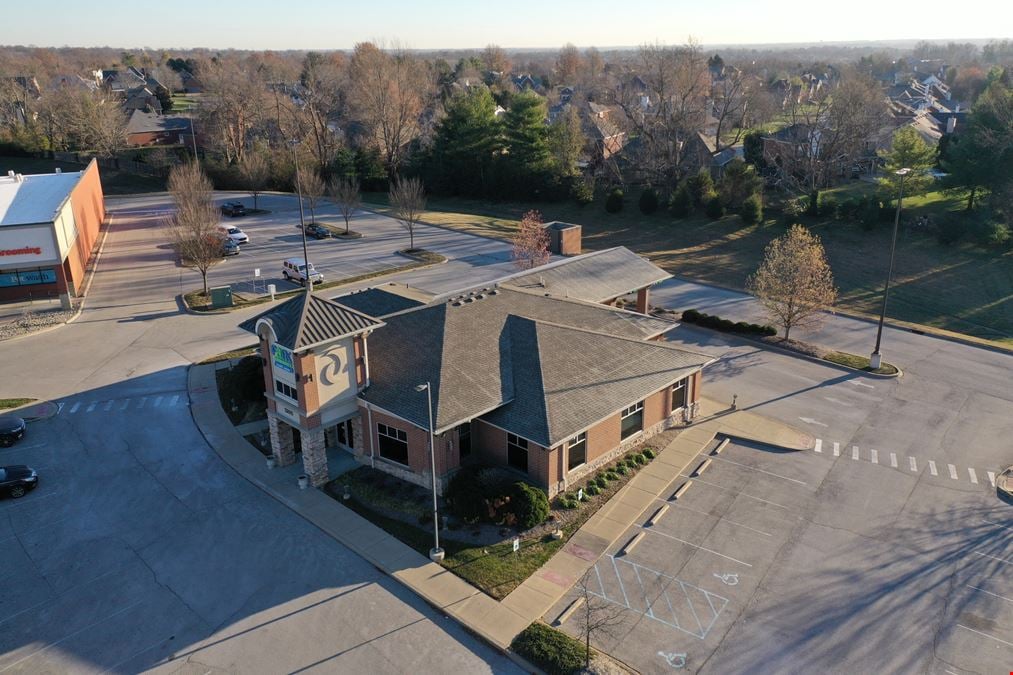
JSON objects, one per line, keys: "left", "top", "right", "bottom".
{"left": 154, "top": 396, "right": 162, "bottom": 407}
{"left": 968, "top": 468, "right": 978, "bottom": 484}
{"left": 988, "top": 471, "right": 996, "bottom": 487}
{"left": 852, "top": 446, "right": 859, "bottom": 460}
{"left": 948, "top": 464, "right": 958, "bottom": 480}
{"left": 170, "top": 394, "right": 180, "bottom": 406}
{"left": 86, "top": 402, "right": 96, "bottom": 413}
{"left": 137, "top": 397, "right": 146, "bottom": 408}
{"left": 870, "top": 449, "right": 878, "bottom": 464}
{"left": 814, "top": 439, "right": 822, "bottom": 453}
{"left": 69, "top": 402, "right": 80, "bottom": 414}
{"left": 103, "top": 401, "right": 113, "bottom": 411}
{"left": 833, "top": 442, "right": 840, "bottom": 457}
{"left": 119, "top": 400, "right": 130, "bottom": 411}
{"left": 890, "top": 453, "right": 898, "bottom": 468}
{"left": 929, "top": 460, "right": 938, "bottom": 476}
{"left": 909, "top": 457, "right": 918, "bottom": 472}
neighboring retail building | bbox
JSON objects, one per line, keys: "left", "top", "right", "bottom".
{"left": 0, "top": 159, "right": 106, "bottom": 307}
{"left": 240, "top": 248, "right": 713, "bottom": 496}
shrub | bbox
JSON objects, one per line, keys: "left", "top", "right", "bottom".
{"left": 686, "top": 169, "right": 715, "bottom": 207}
{"left": 839, "top": 197, "right": 862, "bottom": 220}
{"left": 605, "top": 188, "right": 624, "bottom": 213}
{"left": 511, "top": 623, "right": 585, "bottom": 675}
{"left": 740, "top": 193, "right": 763, "bottom": 225}
{"left": 586, "top": 484, "right": 601, "bottom": 496}
{"left": 510, "top": 482, "right": 550, "bottom": 529}
{"left": 632, "top": 453, "right": 646, "bottom": 465}
{"left": 704, "top": 193, "right": 725, "bottom": 219}
{"left": 597, "top": 472, "right": 611, "bottom": 484}
{"left": 615, "top": 464, "right": 629, "bottom": 476}
{"left": 977, "top": 219, "right": 1011, "bottom": 247}
{"left": 571, "top": 178, "right": 594, "bottom": 206}
{"left": 819, "top": 194, "right": 838, "bottom": 218}
{"left": 606, "top": 470, "right": 620, "bottom": 481}
{"left": 446, "top": 466, "right": 513, "bottom": 523}
{"left": 668, "top": 183, "right": 692, "bottom": 218}
{"left": 639, "top": 187, "right": 660, "bottom": 214}
{"left": 681, "top": 308, "right": 777, "bottom": 336}
{"left": 643, "top": 448, "right": 656, "bottom": 460}
{"left": 937, "top": 217, "right": 964, "bottom": 245}
{"left": 681, "top": 308, "right": 702, "bottom": 323}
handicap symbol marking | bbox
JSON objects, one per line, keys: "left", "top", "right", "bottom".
{"left": 658, "top": 651, "right": 687, "bottom": 669}
{"left": 713, "top": 573, "right": 739, "bottom": 586}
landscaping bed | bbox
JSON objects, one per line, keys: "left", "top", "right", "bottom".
{"left": 396, "top": 248, "right": 446, "bottom": 264}
{"left": 214, "top": 355, "right": 267, "bottom": 426}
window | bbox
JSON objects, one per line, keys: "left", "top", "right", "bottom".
{"left": 567, "top": 432, "right": 587, "bottom": 471}
{"left": 377, "top": 423, "right": 409, "bottom": 465}
{"left": 275, "top": 379, "right": 298, "bottom": 402}
{"left": 671, "top": 379, "right": 687, "bottom": 411}
{"left": 0, "top": 268, "right": 57, "bottom": 288}
{"left": 620, "top": 402, "right": 644, "bottom": 440}
{"left": 507, "top": 433, "right": 528, "bottom": 473}
{"left": 457, "top": 422, "right": 471, "bottom": 458}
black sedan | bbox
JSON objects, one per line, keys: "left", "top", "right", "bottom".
{"left": 0, "top": 415, "right": 26, "bottom": 447}
{"left": 302, "top": 223, "right": 331, "bottom": 239}
{"left": 221, "top": 201, "right": 247, "bottom": 217}
{"left": 0, "top": 465, "right": 38, "bottom": 498}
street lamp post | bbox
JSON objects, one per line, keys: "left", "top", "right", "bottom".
{"left": 415, "top": 382, "right": 444, "bottom": 562}
{"left": 870, "top": 167, "right": 910, "bottom": 370}
{"left": 289, "top": 140, "right": 312, "bottom": 293}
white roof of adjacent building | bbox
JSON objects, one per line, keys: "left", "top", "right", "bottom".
{"left": 0, "top": 170, "right": 84, "bottom": 227}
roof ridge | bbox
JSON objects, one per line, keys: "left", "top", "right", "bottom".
{"left": 522, "top": 314, "right": 713, "bottom": 360}
{"left": 500, "top": 285, "right": 676, "bottom": 324}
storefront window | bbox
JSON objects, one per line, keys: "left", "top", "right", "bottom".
{"left": 0, "top": 268, "right": 57, "bottom": 287}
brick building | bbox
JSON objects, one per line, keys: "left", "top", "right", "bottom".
{"left": 241, "top": 249, "right": 711, "bottom": 496}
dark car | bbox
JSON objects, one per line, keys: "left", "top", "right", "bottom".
{"left": 222, "top": 238, "right": 240, "bottom": 256}
{"left": 302, "top": 223, "right": 331, "bottom": 239}
{"left": 0, "top": 415, "right": 26, "bottom": 447}
{"left": 0, "top": 465, "right": 38, "bottom": 498}
{"left": 221, "top": 201, "right": 247, "bottom": 217}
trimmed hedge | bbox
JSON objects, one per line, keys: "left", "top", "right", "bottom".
{"left": 511, "top": 481, "right": 550, "bottom": 529}
{"left": 512, "top": 622, "right": 585, "bottom": 675}
{"left": 643, "top": 448, "right": 656, "bottom": 459}
{"left": 681, "top": 308, "right": 777, "bottom": 336}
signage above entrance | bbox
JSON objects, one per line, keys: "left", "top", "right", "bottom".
{"left": 271, "top": 343, "right": 295, "bottom": 374}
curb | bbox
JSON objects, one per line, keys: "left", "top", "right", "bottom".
{"left": 7, "top": 399, "right": 58, "bottom": 421}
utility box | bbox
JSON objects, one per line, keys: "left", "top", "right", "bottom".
{"left": 543, "top": 221, "right": 582, "bottom": 256}
{"left": 210, "top": 285, "right": 234, "bottom": 308}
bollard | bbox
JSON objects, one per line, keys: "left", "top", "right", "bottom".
{"left": 268, "top": 283, "right": 276, "bottom": 300}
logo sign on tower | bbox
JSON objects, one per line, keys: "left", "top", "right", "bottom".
{"left": 271, "top": 343, "right": 295, "bottom": 374}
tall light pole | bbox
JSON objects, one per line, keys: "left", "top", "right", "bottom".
{"left": 289, "top": 140, "right": 312, "bottom": 293}
{"left": 870, "top": 167, "right": 910, "bottom": 370}
{"left": 415, "top": 382, "right": 444, "bottom": 562}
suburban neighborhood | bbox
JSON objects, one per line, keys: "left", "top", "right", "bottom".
{"left": 0, "top": 4, "right": 1011, "bottom": 674}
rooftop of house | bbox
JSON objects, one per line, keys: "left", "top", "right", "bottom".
{"left": 496, "top": 247, "right": 671, "bottom": 304}
{"left": 126, "top": 110, "right": 192, "bottom": 135}
{"left": 332, "top": 285, "right": 430, "bottom": 317}
{"left": 0, "top": 168, "right": 86, "bottom": 227}
{"left": 240, "top": 292, "right": 385, "bottom": 352}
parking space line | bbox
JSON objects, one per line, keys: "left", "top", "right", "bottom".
{"left": 909, "top": 457, "right": 918, "bottom": 472}
{"left": 851, "top": 446, "right": 859, "bottom": 460}
{"left": 890, "top": 453, "right": 898, "bottom": 468}
{"left": 611, "top": 557, "right": 631, "bottom": 608}
{"left": 928, "top": 460, "right": 938, "bottom": 476}
{"left": 833, "top": 442, "right": 840, "bottom": 457}
{"left": 987, "top": 471, "right": 996, "bottom": 487}
{"left": 870, "top": 449, "right": 878, "bottom": 464}
{"left": 974, "top": 551, "right": 1013, "bottom": 566}
{"left": 632, "top": 565, "right": 654, "bottom": 618}
{"left": 968, "top": 468, "right": 978, "bottom": 484}
{"left": 948, "top": 464, "right": 958, "bottom": 480}
{"left": 814, "top": 439, "right": 822, "bottom": 453}
{"left": 956, "top": 624, "right": 1013, "bottom": 648}
{"left": 682, "top": 475, "right": 798, "bottom": 512}
{"left": 966, "top": 584, "right": 1013, "bottom": 604}
{"left": 661, "top": 498, "right": 773, "bottom": 537}
{"left": 708, "top": 455, "right": 808, "bottom": 486}
{"left": 983, "top": 519, "right": 1013, "bottom": 532}
{"left": 636, "top": 524, "right": 753, "bottom": 567}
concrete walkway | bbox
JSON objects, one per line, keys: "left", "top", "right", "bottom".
{"left": 190, "top": 363, "right": 811, "bottom": 654}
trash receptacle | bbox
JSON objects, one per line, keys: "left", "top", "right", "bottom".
{"left": 210, "top": 285, "right": 233, "bottom": 308}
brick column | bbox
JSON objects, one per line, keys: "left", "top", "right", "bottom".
{"left": 301, "top": 426, "right": 328, "bottom": 487}
{"left": 268, "top": 412, "right": 296, "bottom": 466}
{"left": 636, "top": 287, "right": 650, "bottom": 314}
{"left": 351, "top": 416, "right": 364, "bottom": 453}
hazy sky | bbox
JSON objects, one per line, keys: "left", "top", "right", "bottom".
{"left": 2, "top": 0, "right": 1008, "bottom": 50}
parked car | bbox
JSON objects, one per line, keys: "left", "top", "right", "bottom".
{"left": 222, "top": 238, "right": 240, "bottom": 256}
{"left": 0, "top": 465, "right": 38, "bottom": 498}
{"left": 303, "top": 223, "right": 331, "bottom": 239}
{"left": 221, "top": 201, "right": 247, "bottom": 217}
{"left": 0, "top": 415, "right": 26, "bottom": 447}
{"left": 282, "top": 257, "right": 323, "bottom": 286}
{"left": 218, "top": 224, "right": 249, "bottom": 245}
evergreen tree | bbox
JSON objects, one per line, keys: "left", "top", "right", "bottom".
{"left": 943, "top": 82, "right": 1013, "bottom": 210}
{"left": 877, "top": 126, "right": 937, "bottom": 203}
{"left": 427, "top": 88, "right": 502, "bottom": 197}
{"left": 502, "top": 91, "right": 551, "bottom": 196}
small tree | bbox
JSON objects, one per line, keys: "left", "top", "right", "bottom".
{"left": 747, "top": 224, "right": 838, "bottom": 340}
{"left": 704, "top": 193, "right": 725, "bottom": 219}
{"left": 238, "top": 151, "right": 270, "bottom": 211}
{"left": 669, "top": 182, "right": 692, "bottom": 218}
{"left": 686, "top": 169, "right": 715, "bottom": 207}
{"left": 638, "top": 187, "right": 659, "bottom": 214}
{"left": 296, "top": 166, "right": 326, "bottom": 224}
{"left": 390, "top": 176, "right": 426, "bottom": 251}
{"left": 511, "top": 210, "right": 550, "bottom": 270}
{"left": 878, "top": 126, "right": 937, "bottom": 206}
{"left": 740, "top": 193, "right": 763, "bottom": 225}
{"left": 605, "top": 188, "right": 624, "bottom": 213}
{"left": 329, "top": 176, "right": 362, "bottom": 235}
{"left": 576, "top": 570, "right": 627, "bottom": 669}
{"left": 165, "top": 162, "right": 224, "bottom": 297}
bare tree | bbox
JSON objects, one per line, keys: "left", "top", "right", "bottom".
{"left": 197, "top": 56, "right": 266, "bottom": 163}
{"left": 237, "top": 150, "right": 270, "bottom": 211}
{"left": 329, "top": 176, "right": 361, "bottom": 235}
{"left": 511, "top": 210, "right": 551, "bottom": 270}
{"left": 35, "top": 87, "right": 127, "bottom": 156}
{"left": 165, "top": 162, "right": 224, "bottom": 297}
{"left": 481, "top": 44, "right": 511, "bottom": 75}
{"left": 747, "top": 224, "right": 838, "bottom": 341}
{"left": 295, "top": 51, "right": 347, "bottom": 173}
{"left": 555, "top": 43, "right": 584, "bottom": 85}
{"left": 389, "top": 176, "right": 425, "bottom": 251}
{"left": 296, "top": 166, "right": 326, "bottom": 224}
{"left": 575, "top": 570, "right": 627, "bottom": 669}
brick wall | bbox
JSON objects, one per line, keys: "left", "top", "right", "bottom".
{"left": 294, "top": 352, "right": 319, "bottom": 415}
{"left": 356, "top": 406, "right": 457, "bottom": 494}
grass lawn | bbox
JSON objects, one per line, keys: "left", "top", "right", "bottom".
{"left": 0, "top": 398, "right": 37, "bottom": 410}
{"left": 823, "top": 351, "right": 899, "bottom": 375}
{"left": 364, "top": 184, "right": 1013, "bottom": 345}
{"left": 0, "top": 155, "right": 165, "bottom": 195}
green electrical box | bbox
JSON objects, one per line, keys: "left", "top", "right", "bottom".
{"left": 210, "top": 285, "right": 234, "bottom": 308}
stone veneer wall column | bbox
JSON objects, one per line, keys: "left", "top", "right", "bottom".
{"left": 301, "top": 426, "right": 328, "bottom": 487}
{"left": 268, "top": 411, "right": 296, "bottom": 466}
{"left": 351, "top": 416, "right": 364, "bottom": 452}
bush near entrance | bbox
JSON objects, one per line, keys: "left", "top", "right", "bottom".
{"left": 511, "top": 622, "right": 585, "bottom": 675}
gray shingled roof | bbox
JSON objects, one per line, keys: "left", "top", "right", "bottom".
{"left": 500, "top": 248, "right": 672, "bottom": 304}
{"left": 333, "top": 287, "right": 424, "bottom": 317}
{"left": 126, "top": 110, "right": 192, "bottom": 135}
{"left": 360, "top": 287, "right": 696, "bottom": 438}
{"left": 239, "top": 292, "right": 384, "bottom": 352}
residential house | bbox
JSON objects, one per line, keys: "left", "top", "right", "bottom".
{"left": 122, "top": 86, "right": 162, "bottom": 115}
{"left": 683, "top": 131, "right": 741, "bottom": 179}
{"left": 125, "top": 110, "right": 193, "bottom": 146}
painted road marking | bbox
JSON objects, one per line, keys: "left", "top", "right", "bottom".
{"left": 974, "top": 551, "right": 1013, "bottom": 566}
{"left": 684, "top": 476, "right": 797, "bottom": 513}
{"left": 637, "top": 524, "right": 753, "bottom": 567}
{"left": 956, "top": 624, "right": 1013, "bottom": 648}
{"left": 137, "top": 397, "right": 146, "bottom": 409}
{"left": 69, "top": 402, "right": 80, "bottom": 414}
{"left": 823, "top": 396, "right": 852, "bottom": 407}
{"left": 119, "top": 400, "right": 130, "bottom": 411}
{"left": 948, "top": 464, "right": 958, "bottom": 480}
{"left": 966, "top": 584, "right": 1013, "bottom": 604}
{"left": 984, "top": 519, "right": 1013, "bottom": 532}
{"left": 987, "top": 471, "right": 996, "bottom": 487}
{"left": 154, "top": 396, "right": 162, "bottom": 407}
{"left": 86, "top": 402, "right": 96, "bottom": 413}
{"left": 103, "top": 401, "right": 113, "bottom": 411}
{"left": 814, "top": 439, "right": 822, "bottom": 453}
{"left": 664, "top": 499, "right": 773, "bottom": 537}
{"left": 847, "top": 380, "right": 875, "bottom": 389}
{"left": 852, "top": 446, "right": 859, "bottom": 461}
{"left": 870, "top": 449, "right": 878, "bottom": 464}
{"left": 968, "top": 468, "right": 978, "bottom": 484}
{"left": 56, "top": 402, "right": 64, "bottom": 414}
{"left": 170, "top": 394, "right": 179, "bottom": 406}
{"left": 929, "top": 461, "right": 938, "bottom": 476}
{"left": 709, "top": 455, "right": 807, "bottom": 486}
{"left": 833, "top": 442, "right": 840, "bottom": 457}
{"left": 909, "top": 457, "right": 918, "bottom": 472}
{"left": 890, "top": 453, "right": 898, "bottom": 468}
{"left": 799, "top": 417, "right": 827, "bottom": 427}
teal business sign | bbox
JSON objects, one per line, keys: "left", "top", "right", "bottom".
{"left": 271, "top": 343, "right": 295, "bottom": 374}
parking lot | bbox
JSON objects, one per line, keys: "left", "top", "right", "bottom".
{"left": 549, "top": 438, "right": 1011, "bottom": 674}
